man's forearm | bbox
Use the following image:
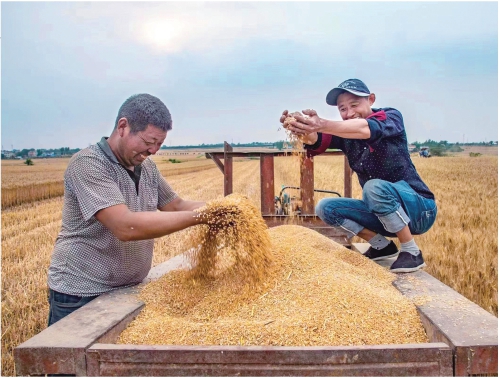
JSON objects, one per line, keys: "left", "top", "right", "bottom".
{"left": 319, "top": 118, "right": 371, "bottom": 139}
{"left": 114, "top": 209, "right": 203, "bottom": 241}
{"left": 159, "top": 197, "right": 205, "bottom": 212}
{"left": 185, "top": 200, "right": 205, "bottom": 211}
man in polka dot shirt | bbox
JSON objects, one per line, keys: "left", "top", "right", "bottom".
{"left": 280, "top": 79, "right": 437, "bottom": 273}
{"left": 47, "top": 94, "right": 210, "bottom": 326}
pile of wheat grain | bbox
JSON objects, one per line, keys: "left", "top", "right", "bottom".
{"left": 118, "top": 224, "right": 427, "bottom": 346}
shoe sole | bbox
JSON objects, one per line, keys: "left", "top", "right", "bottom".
{"left": 390, "top": 262, "right": 426, "bottom": 273}
{"left": 370, "top": 252, "right": 400, "bottom": 261}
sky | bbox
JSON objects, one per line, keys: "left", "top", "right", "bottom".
{"left": 2, "top": 1, "right": 498, "bottom": 150}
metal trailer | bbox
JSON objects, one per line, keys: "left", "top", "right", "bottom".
{"left": 14, "top": 143, "right": 498, "bottom": 376}
{"left": 14, "top": 251, "right": 498, "bottom": 376}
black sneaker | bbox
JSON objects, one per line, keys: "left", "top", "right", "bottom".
{"left": 363, "top": 241, "right": 399, "bottom": 261}
{"left": 390, "top": 251, "right": 426, "bottom": 273}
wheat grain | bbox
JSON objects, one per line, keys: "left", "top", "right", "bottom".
{"left": 118, "top": 225, "right": 428, "bottom": 346}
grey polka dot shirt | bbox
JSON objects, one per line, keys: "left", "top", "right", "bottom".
{"left": 48, "top": 137, "right": 178, "bottom": 296}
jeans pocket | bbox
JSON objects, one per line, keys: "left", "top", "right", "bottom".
{"left": 49, "top": 290, "right": 97, "bottom": 326}
{"left": 413, "top": 207, "right": 437, "bottom": 235}
{"left": 53, "top": 291, "right": 86, "bottom": 308}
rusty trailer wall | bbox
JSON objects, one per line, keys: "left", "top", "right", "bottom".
{"left": 14, "top": 251, "right": 498, "bottom": 377}
{"left": 86, "top": 343, "right": 453, "bottom": 376}
{"left": 355, "top": 243, "right": 499, "bottom": 377}
{"left": 14, "top": 286, "right": 145, "bottom": 376}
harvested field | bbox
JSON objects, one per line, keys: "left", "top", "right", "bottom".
{"left": 1, "top": 158, "right": 69, "bottom": 188}
{"left": 1, "top": 158, "right": 70, "bottom": 208}
{"left": 408, "top": 155, "right": 498, "bottom": 316}
{"left": 119, "top": 225, "right": 427, "bottom": 346}
{"left": 1, "top": 148, "right": 497, "bottom": 376}
{"left": 455, "top": 145, "right": 498, "bottom": 156}
{"left": 0, "top": 156, "right": 219, "bottom": 208}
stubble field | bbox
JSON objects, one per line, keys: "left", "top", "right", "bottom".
{"left": 1, "top": 148, "right": 498, "bottom": 376}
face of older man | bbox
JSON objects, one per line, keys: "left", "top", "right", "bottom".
{"left": 336, "top": 91, "right": 375, "bottom": 121}
{"left": 119, "top": 122, "right": 167, "bottom": 168}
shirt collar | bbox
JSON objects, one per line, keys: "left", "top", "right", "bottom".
{"left": 97, "top": 137, "right": 120, "bottom": 164}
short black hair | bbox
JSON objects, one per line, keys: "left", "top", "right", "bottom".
{"left": 114, "top": 94, "right": 172, "bottom": 133}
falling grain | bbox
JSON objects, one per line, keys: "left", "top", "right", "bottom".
{"left": 187, "top": 193, "right": 272, "bottom": 285}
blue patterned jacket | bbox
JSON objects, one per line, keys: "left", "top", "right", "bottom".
{"left": 305, "top": 107, "right": 435, "bottom": 200}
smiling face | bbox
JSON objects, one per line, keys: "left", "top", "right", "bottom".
{"left": 337, "top": 91, "right": 376, "bottom": 120}
{"left": 116, "top": 120, "right": 167, "bottom": 168}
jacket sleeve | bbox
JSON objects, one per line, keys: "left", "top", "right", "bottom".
{"left": 366, "top": 108, "right": 405, "bottom": 147}
{"left": 304, "top": 133, "right": 342, "bottom": 158}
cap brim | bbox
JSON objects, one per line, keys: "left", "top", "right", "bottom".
{"left": 326, "top": 88, "right": 370, "bottom": 106}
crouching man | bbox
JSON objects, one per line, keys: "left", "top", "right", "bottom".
{"left": 280, "top": 78, "right": 437, "bottom": 273}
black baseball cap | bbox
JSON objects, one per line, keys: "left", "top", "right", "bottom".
{"left": 326, "top": 79, "right": 371, "bottom": 106}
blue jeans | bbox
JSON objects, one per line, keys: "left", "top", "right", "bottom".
{"left": 47, "top": 289, "right": 98, "bottom": 327}
{"left": 316, "top": 179, "right": 437, "bottom": 239}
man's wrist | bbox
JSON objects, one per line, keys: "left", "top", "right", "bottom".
{"left": 304, "top": 132, "right": 321, "bottom": 149}
{"left": 308, "top": 133, "right": 319, "bottom": 145}
{"left": 317, "top": 117, "right": 328, "bottom": 133}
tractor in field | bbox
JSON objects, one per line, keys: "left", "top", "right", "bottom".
{"left": 419, "top": 146, "right": 431, "bottom": 158}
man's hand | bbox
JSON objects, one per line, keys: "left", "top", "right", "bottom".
{"left": 280, "top": 109, "right": 319, "bottom": 145}
{"left": 279, "top": 110, "right": 290, "bottom": 124}
{"left": 290, "top": 109, "right": 321, "bottom": 133}
{"left": 283, "top": 109, "right": 372, "bottom": 141}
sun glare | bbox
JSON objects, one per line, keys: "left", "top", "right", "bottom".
{"left": 142, "top": 20, "right": 184, "bottom": 52}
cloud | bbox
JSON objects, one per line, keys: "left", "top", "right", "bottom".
{"left": 1, "top": 2, "right": 498, "bottom": 149}
{"left": 32, "top": 2, "right": 497, "bottom": 57}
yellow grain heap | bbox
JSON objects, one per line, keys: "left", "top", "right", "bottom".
{"left": 187, "top": 193, "right": 272, "bottom": 284}
{"left": 118, "top": 224, "right": 428, "bottom": 347}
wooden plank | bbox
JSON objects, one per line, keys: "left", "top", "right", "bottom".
{"left": 343, "top": 155, "right": 352, "bottom": 198}
{"left": 205, "top": 150, "right": 344, "bottom": 158}
{"left": 260, "top": 154, "right": 275, "bottom": 215}
{"left": 223, "top": 141, "right": 233, "bottom": 196}
{"left": 87, "top": 343, "right": 452, "bottom": 376}
{"left": 88, "top": 363, "right": 444, "bottom": 377}
{"left": 206, "top": 153, "right": 224, "bottom": 174}
{"left": 262, "top": 215, "right": 343, "bottom": 227}
{"left": 352, "top": 242, "right": 498, "bottom": 376}
{"left": 208, "top": 145, "right": 349, "bottom": 217}
{"left": 14, "top": 286, "right": 144, "bottom": 376}
{"left": 300, "top": 153, "right": 315, "bottom": 214}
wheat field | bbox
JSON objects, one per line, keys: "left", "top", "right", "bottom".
{"left": 1, "top": 149, "right": 498, "bottom": 376}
